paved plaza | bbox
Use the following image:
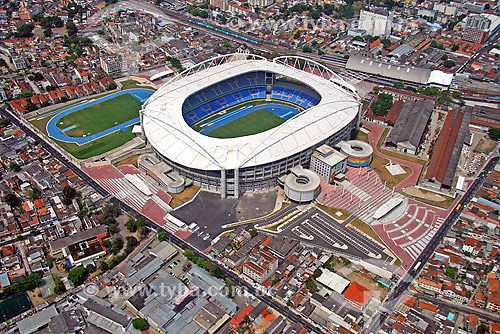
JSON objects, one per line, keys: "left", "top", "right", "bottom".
{"left": 317, "top": 166, "right": 453, "bottom": 274}
{"left": 83, "top": 164, "right": 182, "bottom": 236}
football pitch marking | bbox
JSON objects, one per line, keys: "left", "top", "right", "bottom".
{"left": 199, "top": 103, "right": 299, "bottom": 136}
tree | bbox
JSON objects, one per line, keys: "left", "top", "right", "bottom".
{"left": 68, "top": 267, "right": 87, "bottom": 286}
{"left": 102, "top": 204, "right": 120, "bottom": 218}
{"left": 99, "top": 261, "right": 109, "bottom": 272}
{"left": 371, "top": 93, "right": 394, "bottom": 116}
{"left": 53, "top": 16, "right": 64, "bottom": 28}
{"left": 125, "top": 236, "right": 138, "bottom": 252}
{"left": 4, "top": 193, "right": 21, "bottom": 208}
{"left": 444, "top": 59, "right": 455, "bottom": 68}
{"left": 62, "top": 185, "right": 77, "bottom": 205}
{"left": 381, "top": 38, "right": 392, "bottom": 49}
{"left": 302, "top": 45, "right": 312, "bottom": 53}
{"left": 15, "top": 23, "right": 34, "bottom": 38}
{"left": 66, "top": 20, "right": 78, "bottom": 36}
{"left": 126, "top": 218, "right": 137, "bottom": 232}
{"left": 393, "top": 82, "right": 405, "bottom": 89}
{"left": 21, "top": 89, "right": 33, "bottom": 98}
{"left": 158, "top": 231, "right": 167, "bottom": 241}
{"left": 43, "top": 27, "right": 53, "bottom": 38}
{"left": 32, "top": 72, "right": 44, "bottom": 81}
{"left": 313, "top": 268, "right": 323, "bottom": 279}
{"left": 53, "top": 275, "right": 66, "bottom": 294}
{"left": 197, "top": 258, "right": 206, "bottom": 267}
{"left": 135, "top": 219, "right": 145, "bottom": 228}
{"left": 26, "top": 188, "right": 41, "bottom": 200}
{"left": 0, "top": 118, "right": 11, "bottom": 128}
{"left": 112, "top": 238, "right": 124, "bottom": 254}
{"left": 17, "top": 273, "right": 41, "bottom": 290}
{"left": 311, "top": 10, "right": 321, "bottom": 19}
{"left": 445, "top": 267, "right": 457, "bottom": 278}
{"left": 132, "top": 318, "right": 148, "bottom": 331}
{"left": 102, "top": 239, "right": 112, "bottom": 251}
{"left": 8, "top": 162, "right": 20, "bottom": 171}
{"left": 137, "top": 226, "right": 149, "bottom": 239}
{"left": 305, "top": 277, "right": 318, "bottom": 292}
{"left": 86, "top": 264, "right": 96, "bottom": 273}
{"left": 488, "top": 128, "right": 500, "bottom": 141}
{"left": 184, "top": 249, "right": 194, "bottom": 260}
{"left": 250, "top": 229, "right": 258, "bottom": 238}
{"left": 107, "top": 223, "right": 118, "bottom": 235}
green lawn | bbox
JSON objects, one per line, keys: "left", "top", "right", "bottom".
{"left": 56, "top": 94, "right": 141, "bottom": 137}
{"left": 207, "top": 108, "right": 285, "bottom": 138}
{"left": 31, "top": 108, "right": 138, "bottom": 160}
{"left": 56, "top": 127, "right": 137, "bottom": 159}
{"left": 120, "top": 79, "right": 155, "bottom": 90}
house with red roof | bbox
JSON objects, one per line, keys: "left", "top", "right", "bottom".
{"left": 229, "top": 304, "right": 253, "bottom": 329}
{"left": 419, "top": 300, "right": 438, "bottom": 313}
{"left": 342, "top": 282, "right": 373, "bottom": 310}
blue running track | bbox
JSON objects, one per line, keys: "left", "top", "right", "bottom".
{"left": 200, "top": 103, "right": 299, "bottom": 134}
{"left": 46, "top": 89, "right": 154, "bottom": 145}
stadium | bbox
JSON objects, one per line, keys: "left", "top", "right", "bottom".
{"left": 141, "top": 54, "right": 361, "bottom": 198}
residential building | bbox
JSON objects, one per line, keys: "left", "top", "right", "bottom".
{"left": 209, "top": 0, "right": 228, "bottom": 10}
{"left": 249, "top": 0, "right": 274, "bottom": 7}
{"left": 342, "top": 281, "right": 373, "bottom": 310}
{"left": 242, "top": 249, "right": 278, "bottom": 284}
{"left": 487, "top": 279, "right": 500, "bottom": 312}
{"left": 18, "top": 8, "right": 32, "bottom": 20}
{"left": 49, "top": 225, "right": 107, "bottom": 267}
{"left": 358, "top": 9, "right": 393, "bottom": 38}
{"left": 100, "top": 54, "right": 126, "bottom": 75}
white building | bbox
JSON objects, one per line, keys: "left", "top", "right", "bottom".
{"left": 242, "top": 249, "right": 278, "bottom": 284}
{"left": 358, "top": 9, "right": 393, "bottom": 37}
{"left": 100, "top": 54, "right": 126, "bottom": 75}
{"left": 248, "top": 0, "right": 273, "bottom": 7}
{"left": 310, "top": 144, "right": 347, "bottom": 183}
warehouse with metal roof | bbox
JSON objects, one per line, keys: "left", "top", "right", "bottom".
{"left": 346, "top": 55, "right": 453, "bottom": 86}
{"left": 386, "top": 99, "right": 435, "bottom": 155}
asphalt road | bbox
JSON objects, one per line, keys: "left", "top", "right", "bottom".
{"left": 418, "top": 292, "right": 500, "bottom": 324}
{"left": 362, "top": 153, "right": 500, "bottom": 334}
{"left": 0, "top": 107, "right": 324, "bottom": 333}
{"left": 457, "top": 23, "right": 500, "bottom": 74}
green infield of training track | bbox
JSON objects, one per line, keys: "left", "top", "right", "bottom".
{"left": 30, "top": 81, "right": 154, "bottom": 160}
{"left": 56, "top": 94, "right": 142, "bottom": 137}
{"left": 206, "top": 108, "right": 285, "bottom": 139}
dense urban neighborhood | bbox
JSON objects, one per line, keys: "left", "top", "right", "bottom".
{"left": 0, "top": 0, "right": 498, "bottom": 332}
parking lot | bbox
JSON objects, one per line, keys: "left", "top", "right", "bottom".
{"left": 253, "top": 206, "right": 393, "bottom": 265}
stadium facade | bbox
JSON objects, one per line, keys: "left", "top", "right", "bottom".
{"left": 141, "top": 54, "right": 361, "bottom": 198}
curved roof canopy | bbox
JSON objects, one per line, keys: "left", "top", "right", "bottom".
{"left": 142, "top": 54, "right": 360, "bottom": 171}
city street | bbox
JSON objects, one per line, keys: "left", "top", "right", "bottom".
{"left": 0, "top": 106, "right": 324, "bottom": 333}
{"left": 362, "top": 152, "right": 500, "bottom": 334}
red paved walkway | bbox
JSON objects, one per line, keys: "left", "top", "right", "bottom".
{"left": 364, "top": 122, "right": 422, "bottom": 190}
{"left": 82, "top": 164, "right": 189, "bottom": 238}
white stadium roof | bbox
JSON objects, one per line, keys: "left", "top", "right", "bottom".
{"left": 141, "top": 54, "right": 360, "bottom": 171}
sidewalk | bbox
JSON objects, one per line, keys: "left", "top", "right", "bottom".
{"left": 364, "top": 122, "right": 423, "bottom": 190}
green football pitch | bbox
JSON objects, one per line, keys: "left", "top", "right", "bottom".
{"left": 0, "top": 291, "right": 32, "bottom": 322}
{"left": 207, "top": 108, "right": 285, "bottom": 138}
{"left": 56, "top": 94, "right": 142, "bottom": 137}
